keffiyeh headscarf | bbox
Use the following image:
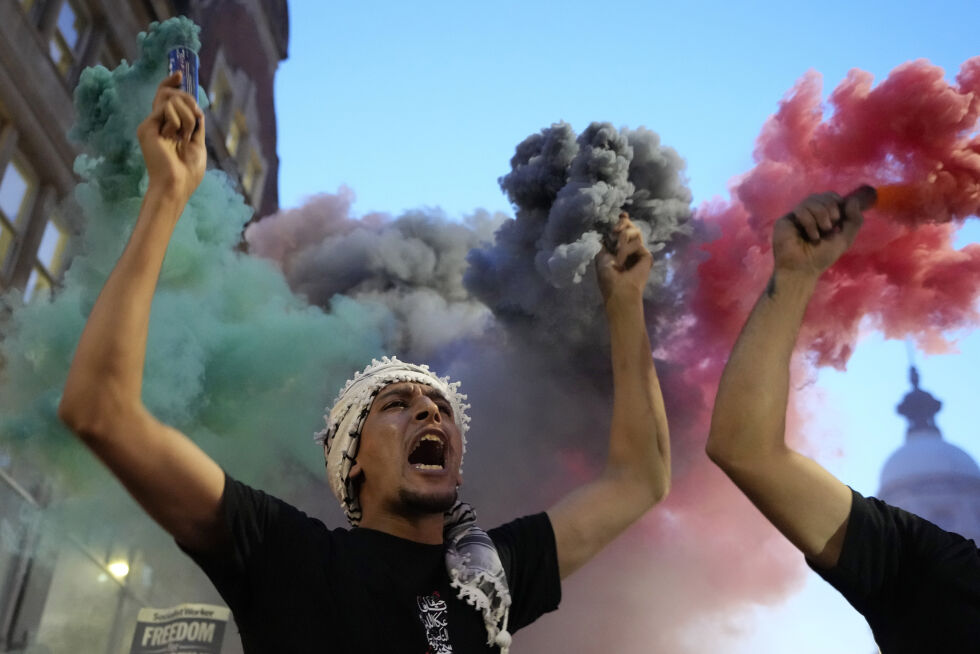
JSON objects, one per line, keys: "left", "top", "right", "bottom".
{"left": 314, "top": 356, "right": 513, "bottom": 651}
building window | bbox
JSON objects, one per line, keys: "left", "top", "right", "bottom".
{"left": 0, "top": 475, "right": 44, "bottom": 647}
{"left": 32, "top": 543, "right": 123, "bottom": 651}
{"left": 226, "top": 111, "right": 247, "bottom": 158}
{"left": 23, "top": 267, "right": 50, "bottom": 302}
{"left": 209, "top": 70, "right": 233, "bottom": 123}
{"left": 24, "top": 216, "right": 68, "bottom": 302}
{"left": 242, "top": 150, "right": 264, "bottom": 196}
{"left": 0, "top": 155, "right": 38, "bottom": 273}
{"left": 48, "top": 0, "right": 88, "bottom": 77}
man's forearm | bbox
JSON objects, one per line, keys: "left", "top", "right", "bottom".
{"left": 706, "top": 195, "right": 862, "bottom": 565}
{"left": 545, "top": 292, "right": 670, "bottom": 579}
{"left": 604, "top": 294, "right": 670, "bottom": 500}
{"left": 707, "top": 268, "right": 817, "bottom": 465}
{"left": 59, "top": 184, "right": 186, "bottom": 433}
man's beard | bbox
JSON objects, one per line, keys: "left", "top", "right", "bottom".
{"left": 393, "top": 486, "right": 458, "bottom": 517}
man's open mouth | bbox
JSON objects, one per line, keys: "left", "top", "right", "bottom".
{"left": 408, "top": 433, "right": 446, "bottom": 470}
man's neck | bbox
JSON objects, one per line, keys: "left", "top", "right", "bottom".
{"left": 358, "top": 512, "right": 445, "bottom": 545}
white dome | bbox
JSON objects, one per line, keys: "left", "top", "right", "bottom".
{"left": 879, "top": 428, "right": 980, "bottom": 495}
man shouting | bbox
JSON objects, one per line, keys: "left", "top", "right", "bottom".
{"left": 59, "top": 72, "right": 672, "bottom": 652}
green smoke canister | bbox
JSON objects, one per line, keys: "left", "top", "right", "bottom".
{"left": 167, "top": 46, "right": 198, "bottom": 100}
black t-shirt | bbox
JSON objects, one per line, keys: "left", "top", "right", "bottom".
{"left": 808, "top": 489, "right": 980, "bottom": 652}
{"left": 183, "top": 474, "right": 561, "bottom": 653}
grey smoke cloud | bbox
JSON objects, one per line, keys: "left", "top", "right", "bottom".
{"left": 246, "top": 187, "right": 506, "bottom": 361}
{"left": 465, "top": 121, "right": 693, "bottom": 351}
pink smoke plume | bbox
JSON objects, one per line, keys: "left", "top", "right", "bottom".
{"left": 690, "top": 57, "right": 980, "bottom": 373}
{"left": 561, "top": 56, "right": 980, "bottom": 650}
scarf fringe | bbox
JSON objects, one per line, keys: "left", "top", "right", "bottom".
{"left": 449, "top": 569, "right": 511, "bottom": 653}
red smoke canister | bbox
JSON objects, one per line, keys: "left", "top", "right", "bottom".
{"left": 847, "top": 184, "right": 877, "bottom": 211}
{"left": 790, "top": 185, "right": 878, "bottom": 242}
{"left": 168, "top": 46, "right": 199, "bottom": 100}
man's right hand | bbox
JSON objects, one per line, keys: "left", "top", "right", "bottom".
{"left": 772, "top": 192, "right": 865, "bottom": 277}
{"left": 136, "top": 72, "right": 207, "bottom": 202}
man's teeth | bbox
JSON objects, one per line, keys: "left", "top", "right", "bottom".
{"left": 409, "top": 434, "right": 445, "bottom": 469}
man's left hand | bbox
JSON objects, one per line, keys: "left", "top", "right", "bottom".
{"left": 596, "top": 213, "right": 653, "bottom": 306}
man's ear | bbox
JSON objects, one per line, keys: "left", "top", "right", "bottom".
{"left": 350, "top": 459, "right": 363, "bottom": 480}
{"left": 456, "top": 471, "right": 463, "bottom": 488}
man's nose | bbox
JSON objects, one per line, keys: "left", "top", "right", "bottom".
{"left": 413, "top": 396, "right": 441, "bottom": 423}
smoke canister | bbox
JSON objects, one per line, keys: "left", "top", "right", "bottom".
{"left": 167, "top": 46, "right": 199, "bottom": 101}
{"left": 789, "top": 185, "right": 878, "bottom": 243}
{"left": 847, "top": 184, "right": 878, "bottom": 211}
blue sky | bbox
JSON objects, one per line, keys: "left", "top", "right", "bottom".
{"left": 273, "top": 2, "right": 980, "bottom": 650}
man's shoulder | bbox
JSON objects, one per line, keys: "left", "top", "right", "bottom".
{"left": 842, "top": 489, "right": 980, "bottom": 591}
{"left": 223, "top": 473, "right": 347, "bottom": 538}
{"left": 485, "top": 512, "right": 562, "bottom": 632}
{"left": 852, "top": 490, "right": 977, "bottom": 550}
{"left": 845, "top": 492, "right": 980, "bottom": 650}
{"left": 486, "top": 512, "right": 558, "bottom": 574}
{"left": 488, "top": 512, "right": 554, "bottom": 546}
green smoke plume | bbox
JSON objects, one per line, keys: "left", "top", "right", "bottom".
{"left": 0, "top": 18, "right": 384, "bottom": 500}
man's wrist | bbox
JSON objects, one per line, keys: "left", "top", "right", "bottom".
{"left": 146, "top": 174, "right": 192, "bottom": 200}
{"left": 143, "top": 181, "right": 191, "bottom": 222}
{"left": 767, "top": 267, "right": 819, "bottom": 300}
{"left": 603, "top": 290, "right": 644, "bottom": 317}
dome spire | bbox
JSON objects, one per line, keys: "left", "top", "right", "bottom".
{"left": 896, "top": 366, "right": 942, "bottom": 435}
{"left": 880, "top": 361, "right": 980, "bottom": 542}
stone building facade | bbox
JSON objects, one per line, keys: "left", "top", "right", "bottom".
{"left": 0, "top": 0, "right": 287, "bottom": 301}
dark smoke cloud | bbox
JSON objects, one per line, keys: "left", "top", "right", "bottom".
{"left": 246, "top": 187, "right": 505, "bottom": 361}
{"left": 466, "top": 121, "right": 694, "bottom": 350}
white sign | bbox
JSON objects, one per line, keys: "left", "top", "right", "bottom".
{"left": 128, "top": 603, "right": 230, "bottom": 654}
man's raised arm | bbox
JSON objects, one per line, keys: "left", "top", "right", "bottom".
{"left": 58, "top": 73, "right": 225, "bottom": 553}
{"left": 548, "top": 215, "right": 671, "bottom": 578}
{"left": 706, "top": 191, "right": 869, "bottom": 569}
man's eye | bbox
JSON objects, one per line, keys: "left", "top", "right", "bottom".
{"left": 384, "top": 400, "right": 407, "bottom": 410}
